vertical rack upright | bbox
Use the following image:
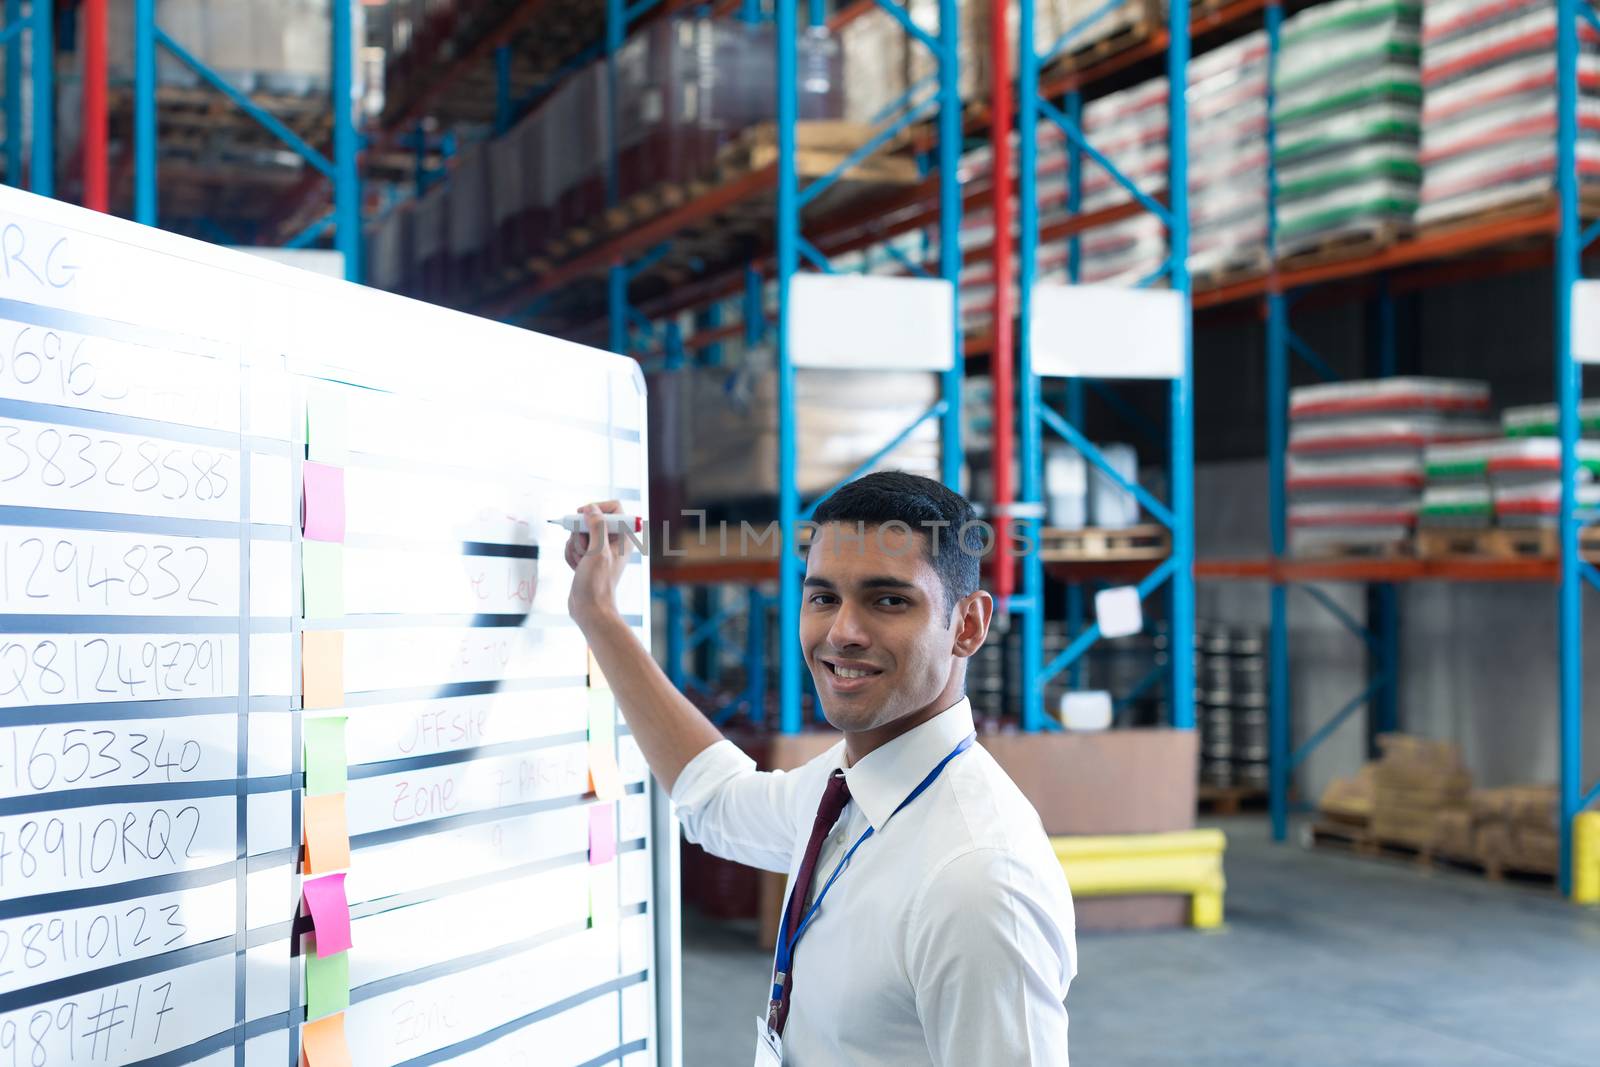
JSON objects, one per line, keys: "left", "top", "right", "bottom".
{"left": 1012, "top": 0, "right": 1197, "bottom": 734}
{"left": 1, "top": 0, "right": 52, "bottom": 196}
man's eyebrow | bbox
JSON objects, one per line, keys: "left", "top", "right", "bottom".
{"left": 802, "top": 576, "right": 836, "bottom": 589}
{"left": 859, "top": 576, "right": 918, "bottom": 591}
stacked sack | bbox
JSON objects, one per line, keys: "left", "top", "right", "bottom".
{"left": 1371, "top": 734, "right": 1471, "bottom": 850}
{"left": 1419, "top": 437, "right": 1501, "bottom": 532}
{"left": 1490, "top": 401, "right": 1600, "bottom": 527}
{"left": 1471, "top": 786, "right": 1559, "bottom": 876}
{"left": 1079, "top": 78, "right": 1170, "bottom": 285}
{"left": 1189, "top": 31, "right": 1272, "bottom": 281}
{"left": 1274, "top": 0, "right": 1423, "bottom": 257}
{"left": 1419, "top": 0, "right": 1600, "bottom": 228}
{"left": 1286, "top": 378, "right": 1493, "bottom": 555}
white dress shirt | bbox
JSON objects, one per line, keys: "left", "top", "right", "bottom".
{"left": 672, "top": 697, "right": 1076, "bottom": 1066}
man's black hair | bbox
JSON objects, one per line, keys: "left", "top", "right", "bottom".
{"left": 809, "top": 470, "right": 982, "bottom": 616}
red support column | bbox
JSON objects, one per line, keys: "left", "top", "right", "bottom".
{"left": 989, "top": 0, "right": 1016, "bottom": 605}
{"left": 82, "top": 0, "right": 108, "bottom": 212}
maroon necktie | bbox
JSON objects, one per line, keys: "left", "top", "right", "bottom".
{"left": 774, "top": 768, "right": 853, "bottom": 1036}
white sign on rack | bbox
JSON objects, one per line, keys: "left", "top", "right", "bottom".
{"left": 789, "top": 273, "right": 956, "bottom": 371}
{"left": 1030, "top": 283, "right": 1185, "bottom": 379}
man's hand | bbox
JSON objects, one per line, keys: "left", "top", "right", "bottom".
{"left": 565, "top": 500, "right": 629, "bottom": 629}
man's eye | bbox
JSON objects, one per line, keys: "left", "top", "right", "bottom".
{"left": 808, "top": 593, "right": 836, "bottom": 606}
{"left": 878, "top": 596, "right": 908, "bottom": 608}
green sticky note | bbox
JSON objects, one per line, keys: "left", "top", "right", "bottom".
{"left": 587, "top": 689, "right": 616, "bottom": 751}
{"left": 305, "top": 947, "right": 350, "bottom": 1020}
{"left": 304, "top": 715, "right": 348, "bottom": 796}
{"left": 589, "top": 863, "right": 620, "bottom": 930}
{"left": 303, "top": 541, "right": 345, "bottom": 619}
{"left": 306, "top": 386, "right": 349, "bottom": 465}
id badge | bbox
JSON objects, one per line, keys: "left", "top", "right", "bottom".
{"left": 753, "top": 1017, "right": 783, "bottom": 1066}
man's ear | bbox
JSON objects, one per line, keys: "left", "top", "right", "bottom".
{"left": 951, "top": 590, "right": 993, "bottom": 658}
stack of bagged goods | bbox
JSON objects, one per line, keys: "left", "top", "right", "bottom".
{"left": 1419, "top": 438, "right": 1503, "bottom": 532}
{"left": 1488, "top": 402, "right": 1600, "bottom": 528}
{"left": 1418, "top": 0, "right": 1600, "bottom": 228}
{"left": 683, "top": 363, "right": 941, "bottom": 508}
{"left": 1287, "top": 377, "right": 1494, "bottom": 555}
{"left": 1371, "top": 734, "right": 1471, "bottom": 849}
{"left": 1188, "top": 31, "right": 1271, "bottom": 282}
{"left": 1274, "top": 0, "right": 1423, "bottom": 258}
{"left": 1318, "top": 763, "right": 1380, "bottom": 829}
{"left": 1080, "top": 78, "right": 1169, "bottom": 285}
{"left": 1471, "top": 786, "right": 1559, "bottom": 876}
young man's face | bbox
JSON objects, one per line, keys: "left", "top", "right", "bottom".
{"left": 800, "top": 521, "right": 973, "bottom": 734}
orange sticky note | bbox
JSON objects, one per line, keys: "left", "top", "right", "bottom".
{"left": 303, "top": 631, "right": 344, "bottom": 710}
{"left": 588, "top": 648, "right": 609, "bottom": 691}
{"left": 300, "top": 1011, "right": 352, "bottom": 1067}
{"left": 303, "top": 793, "right": 350, "bottom": 875}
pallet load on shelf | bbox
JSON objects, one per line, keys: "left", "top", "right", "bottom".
{"left": 1418, "top": 0, "right": 1600, "bottom": 229}
{"left": 101, "top": 0, "right": 346, "bottom": 95}
{"left": 1189, "top": 31, "right": 1271, "bottom": 285}
{"left": 1489, "top": 402, "right": 1600, "bottom": 533}
{"left": 1286, "top": 377, "right": 1494, "bottom": 556}
{"left": 1080, "top": 77, "right": 1169, "bottom": 285}
{"left": 1419, "top": 438, "right": 1499, "bottom": 531}
{"left": 1371, "top": 734, "right": 1472, "bottom": 849}
{"left": 1274, "top": 0, "right": 1423, "bottom": 259}
{"left": 674, "top": 364, "right": 941, "bottom": 511}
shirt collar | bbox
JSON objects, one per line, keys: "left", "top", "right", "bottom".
{"left": 839, "top": 697, "right": 975, "bottom": 831}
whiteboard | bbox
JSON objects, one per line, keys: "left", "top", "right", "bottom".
{"left": 0, "top": 185, "right": 678, "bottom": 1067}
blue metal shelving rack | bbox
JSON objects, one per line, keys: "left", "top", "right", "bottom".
{"left": 130, "top": 0, "right": 363, "bottom": 282}
{"left": 1, "top": 0, "right": 52, "bottom": 196}
{"left": 1013, "top": 0, "right": 1196, "bottom": 734}
{"left": 1260, "top": 0, "right": 1599, "bottom": 897}
{"left": 608, "top": 0, "right": 967, "bottom": 734}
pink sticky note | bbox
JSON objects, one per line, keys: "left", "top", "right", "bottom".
{"left": 303, "top": 873, "right": 352, "bottom": 955}
{"left": 588, "top": 802, "right": 617, "bottom": 865}
{"left": 302, "top": 462, "right": 346, "bottom": 542}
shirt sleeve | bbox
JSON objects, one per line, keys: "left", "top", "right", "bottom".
{"left": 906, "top": 847, "right": 1076, "bottom": 1066}
{"left": 669, "top": 740, "right": 803, "bottom": 874}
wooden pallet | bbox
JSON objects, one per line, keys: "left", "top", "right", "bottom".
{"left": 717, "top": 120, "right": 921, "bottom": 185}
{"left": 1039, "top": 524, "right": 1171, "bottom": 562}
{"left": 1193, "top": 252, "right": 1269, "bottom": 293}
{"left": 1053, "top": 17, "right": 1156, "bottom": 73}
{"left": 1293, "top": 538, "right": 1415, "bottom": 562}
{"left": 1277, "top": 222, "right": 1409, "bottom": 273}
{"left": 1198, "top": 784, "right": 1267, "bottom": 816}
{"left": 1417, "top": 190, "right": 1600, "bottom": 240}
{"left": 1419, "top": 526, "right": 1600, "bottom": 559}
{"left": 1306, "top": 820, "right": 1554, "bottom": 884}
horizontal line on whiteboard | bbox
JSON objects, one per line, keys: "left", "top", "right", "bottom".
{"left": 0, "top": 773, "right": 294, "bottom": 817}
{"left": 347, "top": 729, "right": 589, "bottom": 780}
{"left": 245, "top": 918, "right": 292, "bottom": 949}
{"left": 0, "top": 395, "right": 245, "bottom": 450}
{"left": 0, "top": 615, "right": 289, "bottom": 633}
{"left": 0, "top": 927, "right": 237, "bottom": 1016}
{"left": 0, "top": 505, "right": 249, "bottom": 538}
{"left": 299, "top": 610, "right": 589, "bottom": 631}
{"left": 345, "top": 836, "right": 648, "bottom": 926}
{"left": 118, "top": 1006, "right": 295, "bottom": 1067}
{"left": 245, "top": 847, "right": 295, "bottom": 873}
{"left": 0, "top": 296, "right": 237, "bottom": 364}
{"left": 396, "top": 981, "right": 648, "bottom": 1067}
{"left": 342, "top": 447, "right": 644, "bottom": 497}
{"left": 339, "top": 674, "right": 587, "bottom": 708}
{"left": 0, "top": 857, "right": 238, "bottom": 921}
{"left": 0, "top": 694, "right": 243, "bottom": 724}
{"left": 342, "top": 532, "right": 541, "bottom": 559}
{"left": 350, "top": 780, "right": 646, "bottom": 851}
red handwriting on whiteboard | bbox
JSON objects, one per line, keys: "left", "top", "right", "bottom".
{"left": 390, "top": 777, "right": 459, "bottom": 824}
{"left": 396, "top": 705, "right": 491, "bottom": 756}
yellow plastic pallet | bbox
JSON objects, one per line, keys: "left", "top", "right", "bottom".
{"left": 1051, "top": 828, "right": 1228, "bottom": 929}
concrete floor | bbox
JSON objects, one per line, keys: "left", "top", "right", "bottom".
{"left": 681, "top": 817, "right": 1600, "bottom": 1066}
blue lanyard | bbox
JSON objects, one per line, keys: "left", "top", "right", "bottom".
{"left": 768, "top": 733, "right": 976, "bottom": 1021}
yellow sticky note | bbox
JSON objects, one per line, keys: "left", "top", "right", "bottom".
{"left": 303, "top": 793, "right": 350, "bottom": 875}
{"left": 306, "top": 385, "right": 349, "bottom": 465}
{"left": 588, "top": 648, "right": 609, "bottom": 691}
{"left": 302, "top": 542, "right": 345, "bottom": 619}
{"left": 299, "top": 1011, "right": 353, "bottom": 1067}
{"left": 302, "top": 631, "right": 344, "bottom": 710}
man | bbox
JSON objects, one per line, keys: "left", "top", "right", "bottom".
{"left": 565, "top": 471, "right": 1075, "bottom": 1066}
